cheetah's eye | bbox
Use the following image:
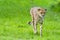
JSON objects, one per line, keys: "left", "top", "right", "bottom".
{"left": 41, "top": 12, "right": 42, "bottom": 14}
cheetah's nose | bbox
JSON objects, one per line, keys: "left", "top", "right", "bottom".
{"left": 42, "top": 15, "right": 45, "bottom": 17}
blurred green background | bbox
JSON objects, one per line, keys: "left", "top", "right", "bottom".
{"left": 0, "top": 0, "right": 60, "bottom": 40}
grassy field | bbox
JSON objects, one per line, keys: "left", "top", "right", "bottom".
{"left": 0, "top": 0, "right": 60, "bottom": 40}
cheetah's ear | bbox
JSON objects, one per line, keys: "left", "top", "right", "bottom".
{"left": 38, "top": 9, "right": 41, "bottom": 11}
{"left": 45, "top": 9, "right": 47, "bottom": 11}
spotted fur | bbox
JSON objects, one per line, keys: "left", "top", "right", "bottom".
{"left": 29, "top": 7, "right": 47, "bottom": 37}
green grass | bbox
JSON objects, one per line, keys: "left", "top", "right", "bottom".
{"left": 0, "top": 0, "right": 60, "bottom": 40}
